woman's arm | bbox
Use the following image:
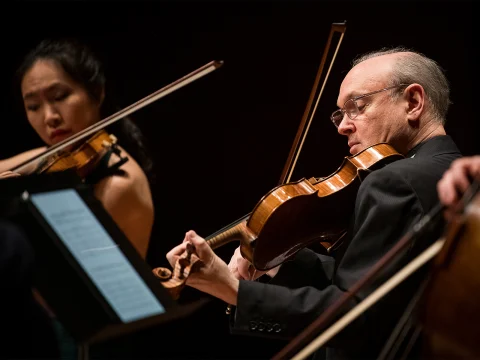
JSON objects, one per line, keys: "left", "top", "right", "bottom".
{"left": 0, "top": 147, "right": 48, "bottom": 174}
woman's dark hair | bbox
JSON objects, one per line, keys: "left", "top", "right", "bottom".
{"left": 15, "top": 37, "right": 155, "bottom": 183}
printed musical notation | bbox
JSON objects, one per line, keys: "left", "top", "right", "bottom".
{"left": 31, "top": 189, "right": 165, "bottom": 323}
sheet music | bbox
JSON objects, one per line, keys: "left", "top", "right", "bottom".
{"left": 30, "top": 189, "right": 165, "bottom": 323}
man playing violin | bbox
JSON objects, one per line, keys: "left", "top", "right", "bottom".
{"left": 166, "top": 46, "right": 463, "bottom": 359}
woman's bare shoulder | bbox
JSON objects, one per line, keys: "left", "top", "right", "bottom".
{"left": 112, "top": 146, "right": 150, "bottom": 189}
{"left": 96, "top": 145, "right": 153, "bottom": 208}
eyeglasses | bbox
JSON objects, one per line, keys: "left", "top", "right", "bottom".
{"left": 330, "top": 84, "right": 408, "bottom": 128}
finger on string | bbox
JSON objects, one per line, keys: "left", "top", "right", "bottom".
{"left": 187, "top": 231, "right": 212, "bottom": 260}
{"left": 183, "top": 230, "right": 197, "bottom": 243}
{"left": 166, "top": 242, "right": 189, "bottom": 260}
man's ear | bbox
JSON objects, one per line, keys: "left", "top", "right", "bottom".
{"left": 405, "top": 83, "right": 425, "bottom": 123}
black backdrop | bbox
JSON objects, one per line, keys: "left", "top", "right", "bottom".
{"left": 1, "top": 1, "right": 476, "bottom": 358}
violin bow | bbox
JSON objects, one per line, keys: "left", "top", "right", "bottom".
{"left": 157, "top": 21, "right": 347, "bottom": 309}
{"left": 279, "top": 22, "right": 346, "bottom": 185}
{"left": 272, "top": 177, "right": 480, "bottom": 360}
{"left": 11, "top": 60, "right": 223, "bottom": 174}
{"left": 223, "top": 22, "right": 347, "bottom": 315}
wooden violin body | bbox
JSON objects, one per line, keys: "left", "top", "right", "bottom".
{"left": 154, "top": 143, "right": 404, "bottom": 296}
{"left": 419, "top": 187, "right": 480, "bottom": 358}
{"left": 35, "top": 130, "right": 123, "bottom": 178}
{"left": 227, "top": 143, "right": 403, "bottom": 270}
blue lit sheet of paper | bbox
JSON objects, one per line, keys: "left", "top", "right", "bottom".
{"left": 30, "top": 188, "right": 165, "bottom": 323}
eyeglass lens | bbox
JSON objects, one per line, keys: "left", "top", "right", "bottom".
{"left": 331, "top": 99, "right": 358, "bottom": 127}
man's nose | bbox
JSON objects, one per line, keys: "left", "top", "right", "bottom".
{"left": 337, "top": 115, "right": 355, "bottom": 136}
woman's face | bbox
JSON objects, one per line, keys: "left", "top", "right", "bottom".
{"left": 21, "top": 59, "right": 102, "bottom": 146}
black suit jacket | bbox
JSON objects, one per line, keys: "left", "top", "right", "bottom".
{"left": 230, "top": 135, "right": 462, "bottom": 359}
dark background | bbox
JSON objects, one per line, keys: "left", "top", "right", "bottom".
{"left": 1, "top": 0, "right": 476, "bottom": 358}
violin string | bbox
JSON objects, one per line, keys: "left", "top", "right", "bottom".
{"left": 377, "top": 277, "right": 429, "bottom": 360}
{"left": 399, "top": 324, "right": 423, "bottom": 360}
{"left": 205, "top": 213, "right": 250, "bottom": 240}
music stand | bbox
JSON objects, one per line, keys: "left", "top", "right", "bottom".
{"left": 0, "top": 171, "right": 204, "bottom": 358}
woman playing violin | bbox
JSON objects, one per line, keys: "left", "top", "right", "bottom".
{"left": 0, "top": 38, "right": 154, "bottom": 259}
{"left": 0, "top": 37, "right": 157, "bottom": 360}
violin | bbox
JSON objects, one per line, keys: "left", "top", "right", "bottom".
{"left": 9, "top": 60, "right": 223, "bottom": 179}
{"left": 34, "top": 129, "right": 125, "bottom": 179}
{"left": 418, "top": 180, "right": 480, "bottom": 358}
{"left": 153, "top": 143, "right": 404, "bottom": 298}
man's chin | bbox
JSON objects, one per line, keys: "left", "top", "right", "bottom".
{"left": 349, "top": 144, "right": 361, "bottom": 155}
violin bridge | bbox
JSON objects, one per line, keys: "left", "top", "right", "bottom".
{"left": 101, "top": 134, "right": 118, "bottom": 149}
{"left": 109, "top": 134, "right": 118, "bottom": 144}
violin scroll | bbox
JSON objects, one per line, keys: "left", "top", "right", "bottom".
{"left": 152, "top": 242, "right": 203, "bottom": 300}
